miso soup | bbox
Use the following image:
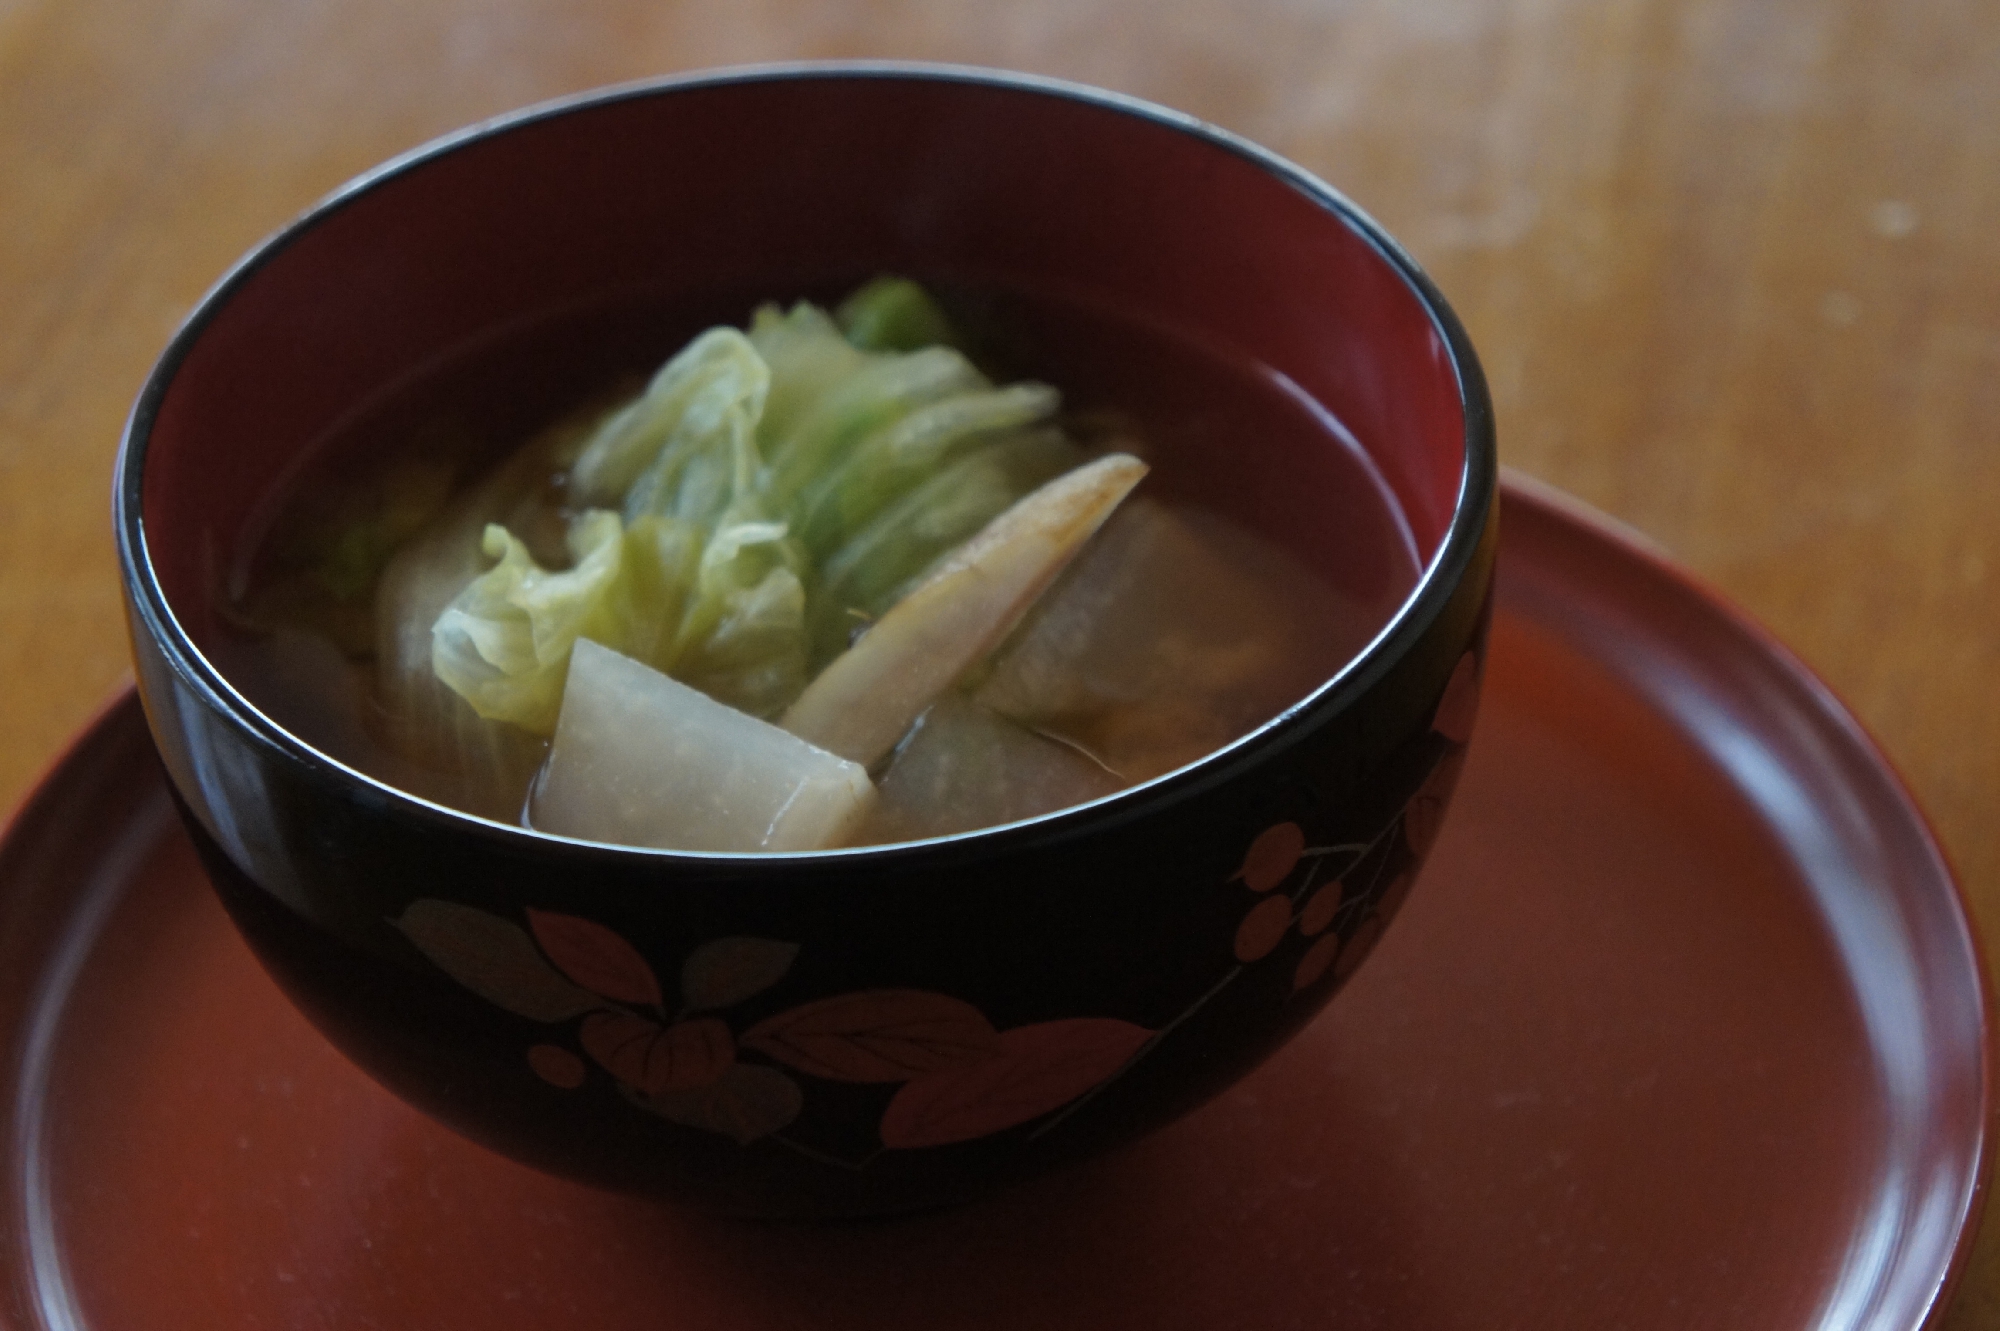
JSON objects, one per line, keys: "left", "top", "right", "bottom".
{"left": 214, "top": 280, "right": 1420, "bottom": 852}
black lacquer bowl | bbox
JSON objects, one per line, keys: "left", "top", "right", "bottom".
{"left": 115, "top": 65, "right": 1497, "bottom": 1218}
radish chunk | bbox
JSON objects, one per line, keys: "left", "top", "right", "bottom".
{"left": 856, "top": 695, "right": 1124, "bottom": 844}
{"left": 532, "top": 639, "right": 875, "bottom": 852}
{"left": 780, "top": 452, "right": 1148, "bottom": 767}
{"left": 977, "top": 499, "right": 1355, "bottom": 782}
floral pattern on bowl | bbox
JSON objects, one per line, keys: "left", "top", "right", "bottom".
{"left": 392, "top": 649, "right": 1482, "bottom": 1164}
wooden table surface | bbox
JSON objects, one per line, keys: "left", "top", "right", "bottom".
{"left": 3, "top": 0, "right": 1996, "bottom": 1321}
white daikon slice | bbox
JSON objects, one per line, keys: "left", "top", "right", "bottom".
{"left": 855, "top": 695, "right": 1125, "bottom": 844}
{"left": 976, "top": 498, "right": 1354, "bottom": 782}
{"left": 532, "top": 638, "right": 875, "bottom": 853}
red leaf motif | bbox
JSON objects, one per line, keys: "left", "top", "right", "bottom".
{"left": 1293, "top": 933, "right": 1342, "bottom": 991}
{"left": 648, "top": 1064, "right": 804, "bottom": 1145}
{"left": 1299, "top": 880, "right": 1343, "bottom": 937}
{"left": 881, "top": 1019, "right": 1153, "bottom": 1149}
{"left": 393, "top": 900, "right": 599, "bottom": 1022}
{"left": 1237, "top": 822, "right": 1305, "bottom": 892}
{"left": 1432, "top": 651, "right": 1481, "bottom": 744}
{"left": 741, "top": 991, "right": 1000, "bottom": 1082}
{"left": 526, "top": 909, "right": 663, "bottom": 1007}
{"left": 681, "top": 937, "right": 800, "bottom": 1012}
{"left": 580, "top": 1012, "right": 734, "bottom": 1095}
{"left": 1234, "top": 894, "right": 1294, "bottom": 962}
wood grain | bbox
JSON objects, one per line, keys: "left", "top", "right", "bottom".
{"left": 3, "top": 0, "right": 1996, "bottom": 1318}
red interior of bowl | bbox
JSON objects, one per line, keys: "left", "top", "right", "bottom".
{"left": 137, "top": 71, "right": 1469, "bottom": 652}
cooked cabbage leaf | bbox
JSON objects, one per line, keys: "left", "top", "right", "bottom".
{"left": 835, "top": 276, "right": 961, "bottom": 353}
{"left": 807, "top": 429, "right": 1080, "bottom": 668}
{"left": 568, "top": 327, "right": 770, "bottom": 512}
{"left": 791, "top": 381, "right": 1060, "bottom": 561}
{"left": 762, "top": 345, "right": 986, "bottom": 515}
{"left": 422, "top": 279, "right": 1110, "bottom": 748}
{"left": 747, "top": 301, "right": 870, "bottom": 447}
{"left": 430, "top": 511, "right": 627, "bottom": 735}
{"left": 665, "top": 518, "right": 808, "bottom": 718}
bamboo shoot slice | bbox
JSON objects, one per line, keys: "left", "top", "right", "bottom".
{"left": 780, "top": 452, "right": 1148, "bottom": 767}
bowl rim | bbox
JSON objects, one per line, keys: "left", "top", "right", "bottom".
{"left": 113, "top": 59, "right": 1499, "bottom": 866}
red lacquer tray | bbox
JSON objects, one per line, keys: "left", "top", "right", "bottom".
{"left": 0, "top": 477, "right": 1988, "bottom": 1329}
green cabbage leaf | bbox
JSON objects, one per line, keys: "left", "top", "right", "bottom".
{"left": 425, "top": 279, "right": 1082, "bottom": 734}
{"left": 430, "top": 512, "right": 627, "bottom": 735}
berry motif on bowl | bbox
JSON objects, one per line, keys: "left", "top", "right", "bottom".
{"left": 1224, "top": 647, "right": 1480, "bottom": 995}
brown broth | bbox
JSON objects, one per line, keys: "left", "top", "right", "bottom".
{"left": 215, "top": 285, "right": 1421, "bottom": 833}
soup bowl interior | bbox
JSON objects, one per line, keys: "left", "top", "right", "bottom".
{"left": 119, "top": 65, "right": 1496, "bottom": 1218}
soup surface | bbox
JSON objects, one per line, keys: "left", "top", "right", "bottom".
{"left": 213, "top": 282, "right": 1421, "bottom": 849}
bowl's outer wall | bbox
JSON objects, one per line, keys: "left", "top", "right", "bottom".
{"left": 132, "top": 520, "right": 1493, "bottom": 1215}
{"left": 119, "top": 69, "right": 1498, "bottom": 1216}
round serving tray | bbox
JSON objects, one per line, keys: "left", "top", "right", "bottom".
{"left": 0, "top": 476, "right": 1986, "bottom": 1329}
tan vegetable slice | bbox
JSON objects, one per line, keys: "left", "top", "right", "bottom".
{"left": 780, "top": 452, "right": 1148, "bottom": 767}
{"left": 854, "top": 695, "right": 1125, "bottom": 844}
{"left": 977, "top": 498, "right": 1354, "bottom": 781}
{"left": 372, "top": 425, "right": 580, "bottom": 820}
{"left": 532, "top": 639, "right": 876, "bottom": 853}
